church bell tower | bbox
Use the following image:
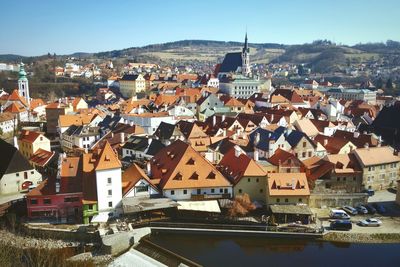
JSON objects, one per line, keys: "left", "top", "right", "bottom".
{"left": 18, "top": 62, "right": 30, "bottom": 106}
{"left": 241, "top": 32, "right": 250, "bottom": 76}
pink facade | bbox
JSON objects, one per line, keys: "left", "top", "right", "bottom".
{"left": 27, "top": 192, "right": 83, "bottom": 221}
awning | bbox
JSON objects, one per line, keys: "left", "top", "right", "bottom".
{"left": 177, "top": 200, "right": 221, "bottom": 213}
{"left": 91, "top": 212, "right": 109, "bottom": 223}
{"left": 270, "top": 204, "right": 313, "bottom": 215}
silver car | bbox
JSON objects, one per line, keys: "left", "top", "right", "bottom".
{"left": 358, "top": 218, "right": 382, "bottom": 227}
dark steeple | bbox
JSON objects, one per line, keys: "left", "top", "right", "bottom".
{"left": 243, "top": 32, "right": 249, "bottom": 54}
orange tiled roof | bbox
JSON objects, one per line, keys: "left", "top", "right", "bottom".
{"left": 95, "top": 141, "right": 122, "bottom": 171}
{"left": 4, "top": 102, "right": 26, "bottom": 113}
{"left": 19, "top": 130, "right": 44, "bottom": 144}
{"left": 267, "top": 173, "right": 310, "bottom": 196}
{"left": 218, "top": 147, "right": 266, "bottom": 184}
{"left": 150, "top": 140, "right": 231, "bottom": 190}
{"left": 29, "top": 148, "right": 55, "bottom": 167}
{"left": 122, "top": 163, "right": 158, "bottom": 196}
{"left": 59, "top": 114, "right": 95, "bottom": 127}
{"left": 8, "top": 89, "right": 28, "bottom": 107}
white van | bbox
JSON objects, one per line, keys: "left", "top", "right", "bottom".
{"left": 330, "top": 209, "right": 351, "bottom": 220}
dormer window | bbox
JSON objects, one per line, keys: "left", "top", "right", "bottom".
{"left": 190, "top": 172, "right": 199, "bottom": 180}
{"left": 186, "top": 158, "right": 195, "bottom": 165}
{"left": 173, "top": 173, "right": 182, "bottom": 180}
{"left": 207, "top": 172, "right": 216, "bottom": 179}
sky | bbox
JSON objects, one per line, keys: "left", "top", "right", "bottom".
{"left": 0, "top": 0, "right": 399, "bottom": 56}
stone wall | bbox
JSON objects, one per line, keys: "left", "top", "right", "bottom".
{"left": 309, "top": 193, "right": 368, "bottom": 208}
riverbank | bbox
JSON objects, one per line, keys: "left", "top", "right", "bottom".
{"left": 0, "top": 229, "right": 112, "bottom": 266}
{"left": 323, "top": 231, "right": 400, "bottom": 243}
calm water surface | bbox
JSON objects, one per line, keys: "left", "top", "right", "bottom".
{"left": 149, "top": 233, "right": 400, "bottom": 267}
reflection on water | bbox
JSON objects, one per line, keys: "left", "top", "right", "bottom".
{"left": 149, "top": 233, "right": 400, "bottom": 267}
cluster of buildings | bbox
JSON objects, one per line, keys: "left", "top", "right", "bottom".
{"left": 0, "top": 35, "right": 399, "bottom": 225}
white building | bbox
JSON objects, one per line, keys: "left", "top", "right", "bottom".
{"left": 219, "top": 75, "right": 261, "bottom": 98}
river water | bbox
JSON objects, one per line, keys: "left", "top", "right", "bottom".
{"left": 149, "top": 233, "right": 400, "bottom": 267}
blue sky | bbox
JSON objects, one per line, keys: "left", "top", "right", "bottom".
{"left": 0, "top": 0, "right": 399, "bottom": 56}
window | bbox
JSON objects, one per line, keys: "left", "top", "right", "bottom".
{"left": 88, "top": 204, "right": 93, "bottom": 210}
{"left": 220, "top": 188, "right": 223, "bottom": 193}
{"left": 259, "top": 189, "right": 263, "bottom": 193}
{"left": 285, "top": 198, "right": 289, "bottom": 203}
{"left": 30, "top": 199, "right": 38, "bottom": 205}
{"left": 337, "top": 177, "right": 340, "bottom": 181}
{"left": 303, "top": 142, "right": 306, "bottom": 148}
{"left": 302, "top": 152, "right": 306, "bottom": 158}
{"left": 31, "top": 171, "right": 34, "bottom": 174}
{"left": 256, "top": 178, "right": 259, "bottom": 182}
{"left": 248, "top": 178, "right": 250, "bottom": 182}
{"left": 276, "top": 198, "right": 280, "bottom": 203}
{"left": 171, "top": 190, "right": 175, "bottom": 195}
{"left": 197, "top": 189, "right": 201, "bottom": 195}
{"left": 368, "top": 167, "right": 372, "bottom": 171}
{"left": 108, "top": 201, "right": 113, "bottom": 208}
{"left": 308, "top": 151, "right": 312, "bottom": 157}
{"left": 238, "top": 189, "right": 242, "bottom": 194}
{"left": 65, "top": 197, "right": 79, "bottom": 202}
{"left": 381, "top": 165, "right": 385, "bottom": 170}
{"left": 43, "top": 199, "right": 51, "bottom": 205}
{"left": 211, "top": 188, "right": 215, "bottom": 193}
{"left": 183, "top": 189, "right": 187, "bottom": 194}
{"left": 16, "top": 173, "right": 19, "bottom": 177}
{"left": 299, "top": 198, "right": 303, "bottom": 202}
{"left": 108, "top": 190, "right": 112, "bottom": 196}
{"left": 107, "top": 177, "right": 112, "bottom": 184}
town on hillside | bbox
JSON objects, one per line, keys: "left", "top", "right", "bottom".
{"left": 1, "top": 34, "right": 400, "bottom": 265}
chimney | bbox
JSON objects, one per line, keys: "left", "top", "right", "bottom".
{"left": 223, "top": 128, "right": 227, "bottom": 137}
{"left": 120, "top": 132, "right": 125, "bottom": 142}
{"left": 254, "top": 132, "right": 261, "bottom": 145}
{"left": 13, "top": 136, "right": 19, "bottom": 150}
{"left": 353, "top": 132, "right": 360, "bottom": 138}
{"left": 148, "top": 138, "right": 153, "bottom": 146}
{"left": 254, "top": 150, "right": 259, "bottom": 161}
{"left": 324, "top": 139, "right": 328, "bottom": 146}
{"left": 213, "top": 116, "right": 216, "bottom": 126}
{"left": 221, "top": 115, "right": 226, "bottom": 122}
{"left": 364, "top": 143, "right": 369, "bottom": 149}
{"left": 234, "top": 146, "right": 242, "bottom": 157}
{"left": 146, "top": 161, "right": 152, "bottom": 176}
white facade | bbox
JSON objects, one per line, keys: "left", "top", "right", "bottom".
{"left": 219, "top": 77, "right": 261, "bottom": 98}
{"left": 207, "top": 78, "right": 219, "bottom": 88}
{"left": 124, "top": 179, "right": 159, "bottom": 198}
{"left": 95, "top": 168, "right": 123, "bottom": 213}
{"left": 0, "top": 115, "right": 17, "bottom": 134}
{"left": 18, "top": 63, "right": 30, "bottom": 106}
{"left": 163, "top": 187, "right": 232, "bottom": 201}
{"left": 0, "top": 169, "right": 42, "bottom": 195}
{"left": 122, "top": 114, "right": 178, "bottom": 135}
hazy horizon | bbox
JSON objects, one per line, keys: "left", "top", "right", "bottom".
{"left": 1, "top": 0, "right": 399, "bottom": 56}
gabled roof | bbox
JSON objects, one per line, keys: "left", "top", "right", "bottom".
{"left": 218, "top": 147, "right": 266, "bottom": 184}
{"left": 122, "top": 163, "right": 158, "bottom": 196}
{"left": 8, "top": 89, "right": 28, "bottom": 107}
{"left": 29, "top": 149, "right": 55, "bottom": 167}
{"left": 0, "top": 138, "right": 33, "bottom": 178}
{"left": 150, "top": 140, "right": 231, "bottom": 190}
{"left": 274, "top": 127, "right": 316, "bottom": 148}
{"left": 219, "top": 52, "right": 242, "bottom": 73}
{"left": 4, "top": 102, "right": 26, "bottom": 113}
{"left": 121, "top": 74, "right": 140, "bottom": 81}
{"left": 267, "top": 173, "right": 310, "bottom": 196}
{"left": 154, "top": 121, "right": 180, "bottom": 140}
{"left": 267, "top": 148, "right": 297, "bottom": 166}
{"left": 314, "top": 134, "right": 355, "bottom": 154}
{"left": 95, "top": 141, "right": 122, "bottom": 171}
{"left": 19, "top": 130, "right": 44, "bottom": 144}
{"left": 59, "top": 114, "right": 95, "bottom": 128}
{"left": 332, "top": 130, "right": 378, "bottom": 148}
{"left": 353, "top": 146, "right": 400, "bottom": 166}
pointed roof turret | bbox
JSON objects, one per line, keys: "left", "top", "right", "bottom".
{"left": 95, "top": 141, "right": 121, "bottom": 171}
{"left": 243, "top": 32, "right": 249, "bottom": 54}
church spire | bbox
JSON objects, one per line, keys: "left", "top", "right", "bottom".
{"left": 243, "top": 32, "right": 249, "bottom": 53}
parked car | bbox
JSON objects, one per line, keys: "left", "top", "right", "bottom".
{"left": 330, "top": 220, "right": 352, "bottom": 231}
{"left": 365, "top": 204, "right": 377, "bottom": 214}
{"left": 330, "top": 209, "right": 351, "bottom": 220}
{"left": 372, "top": 203, "right": 386, "bottom": 214}
{"left": 363, "top": 189, "right": 375, "bottom": 196}
{"left": 355, "top": 205, "right": 368, "bottom": 214}
{"left": 342, "top": 206, "right": 358, "bottom": 215}
{"left": 358, "top": 218, "right": 382, "bottom": 227}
